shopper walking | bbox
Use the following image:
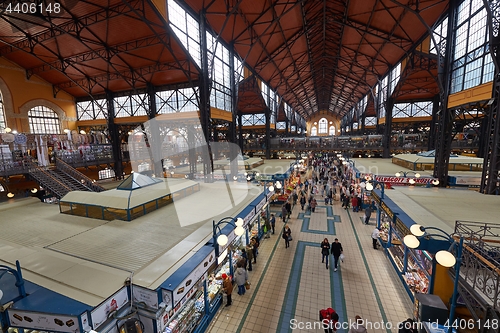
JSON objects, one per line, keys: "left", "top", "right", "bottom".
{"left": 245, "top": 244, "right": 253, "bottom": 271}
{"left": 263, "top": 216, "right": 271, "bottom": 239}
{"left": 321, "top": 238, "right": 331, "bottom": 269}
{"left": 351, "top": 196, "right": 358, "bottom": 212}
{"left": 364, "top": 205, "right": 372, "bottom": 225}
{"left": 283, "top": 225, "right": 292, "bottom": 248}
{"left": 372, "top": 227, "right": 381, "bottom": 249}
{"left": 221, "top": 273, "right": 232, "bottom": 306}
{"left": 348, "top": 315, "right": 367, "bottom": 333}
{"left": 281, "top": 204, "right": 288, "bottom": 222}
{"left": 285, "top": 201, "right": 292, "bottom": 220}
{"left": 310, "top": 197, "right": 317, "bottom": 212}
{"left": 300, "top": 195, "right": 306, "bottom": 210}
{"left": 331, "top": 238, "right": 343, "bottom": 272}
{"left": 234, "top": 263, "right": 248, "bottom": 296}
{"left": 320, "top": 308, "right": 340, "bottom": 333}
{"left": 270, "top": 213, "right": 276, "bottom": 234}
{"left": 250, "top": 237, "right": 259, "bottom": 262}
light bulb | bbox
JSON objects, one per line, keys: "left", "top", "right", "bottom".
{"left": 410, "top": 224, "right": 425, "bottom": 237}
{"left": 31, "top": 188, "right": 38, "bottom": 193}
{"left": 415, "top": 173, "right": 421, "bottom": 178}
{"left": 63, "top": 129, "right": 70, "bottom": 133}
{"left": 409, "top": 178, "right": 415, "bottom": 184}
{"left": 235, "top": 226, "right": 245, "bottom": 236}
{"left": 269, "top": 185, "right": 275, "bottom": 192}
{"left": 235, "top": 218, "right": 244, "bottom": 227}
{"left": 395, "top": 172, "right": 401, "bottom": 177}
{"left": 403, "top": 235, "right": 420, "bottom": 249}
{"left": 217, "top": 234, "right": 228, "bottom": 246}
{"left": 80, "top": 130, "right": 86, "bottom": 134}
{"left": 366, "top": 183, "right": 373, "bottom": 191}
{"left": 7, "top": 192, "right": 14, "bottom": 198}
{"left": 436, "top": 250, "right": 456, "bottom": 268}
{"left": 4, "top": 127, "right": 11, "bottom": 133}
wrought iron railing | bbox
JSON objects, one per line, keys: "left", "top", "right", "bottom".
{"left": 454, "top": 221, "right": 500, "bottom": 311}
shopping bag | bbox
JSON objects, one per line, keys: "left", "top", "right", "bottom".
{"left": 288, "top": 235, "right": 293, "bottom": 241}
{"left": 263, "top": 225, "right": 267, "bottom": 233}
{"left": 339, "top": 254, "right": 345, "bottom": 262}
{"left": 245, "top": 281, "right": 251, "bottom": 290}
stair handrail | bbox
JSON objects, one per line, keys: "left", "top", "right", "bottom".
{"left": 26, "top": 160, "right": 72, "bottom": 198}
{"left": 55, "top": 157, "right": 106, "bottom": 192}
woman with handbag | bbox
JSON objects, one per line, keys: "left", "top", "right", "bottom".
{"left": 283, "top": 225, "right": 292, "bottom": 249}
{"left": 321, "top": 238, "right": 331, "bottom": 269}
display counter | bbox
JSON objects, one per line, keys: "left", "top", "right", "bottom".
{"left": 371, "top": 190, "right": 432, "bottom": 301}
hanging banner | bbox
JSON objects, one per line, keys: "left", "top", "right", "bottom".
{"left": 375, "top": 176, "right": 432, "bottom": 186}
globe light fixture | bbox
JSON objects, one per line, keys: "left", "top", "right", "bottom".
{"left": 436, "top": 250, "right": 456, "bottom": 267}
{"left": 410, "top": 224, "right": 425, "bottom": 236}
{"left": 403, "top": 235, "right": 420, "bottom": 249}
{"left": 432, "top": 179, "right": 440, "bottom": 186}
{"left": 235, "top": 218, "right": 244, "bottom": 227}
{"left": 7, "top": 192, "right": 14, "bottom": 198}
{"left": 269, "top": 185, "right": 275, "bottom": 192}
{"left": 4, "top": 127, "right": 11, "bottom": 133}
{"left": 409, "top": 178, "right": 416, "bottom": 184}
{"left": 365, "top": 182, "right": 374, "bottom": 191}
{"left": 395, "top": 172, "right": 401, "bottom": 177}
{"left": 275, "top": 181, "right": 282, "bottom": 189}
{"left": 80, "top": 130, "right": 86, "bottom": 134}
{"left": 217, "top": 234, "right": 229, "bottom": 246}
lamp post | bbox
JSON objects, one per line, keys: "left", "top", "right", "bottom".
{"left": 0, "top": 261, "right": 27, "bottom": 333}
{"left": 213, "top": 217, "right": 245, "bottom": 278}
{"left": 364, "top": 176, "right": 385, "bottom": 199}
{"left": 403, "top": 225, "right": 463, "bottom": 333}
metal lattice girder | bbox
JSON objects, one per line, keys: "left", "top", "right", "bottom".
{"left": 481, "top": 0, "right": 500, "bottom": 194}
{"left": 53, "top": 60, "right": 190, "bottom": 95}
{"left": 26, "top": 33, "right": 171, "bottom": 78}
{"left": 0, "top": 0, "right": 146, "bottom": 57}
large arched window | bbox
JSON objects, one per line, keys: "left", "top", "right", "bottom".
{"left": 0, "top": 90, "right": 6, "bottom": 132}
{"left": 28, "top": 106, "right": 60, "bottom": 134}
{"left": 329, "top": 126, "right": 336, "bottom": 135}
{"left": 318, "top": 118, "right": 328, "bottom": 134}
{"left": 310, "top": 126, "right": 317, "bottom": 136}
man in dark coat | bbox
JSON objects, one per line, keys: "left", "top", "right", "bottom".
{"left": 331, "top": 238, "right": 343, "bottom": 272}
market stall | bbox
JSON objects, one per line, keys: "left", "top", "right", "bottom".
{"left": 156, "top": 246, "right": 217, "bottom": 333}
{"left": 371, "top": 190, "right": 433, "bottom": 301}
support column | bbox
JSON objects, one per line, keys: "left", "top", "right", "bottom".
{"left": 480, "top": 0, "right": 500, "bottom": 194}
{"left": 229, "top": 45, "right": 239, "bottom": 178}
{"left": 382, "top": 97, "right": 394, "bottom": 158}
{"left": 428, "top": 95, "right": 440, "bottom": 151}
{"left": 147, "top": 84, "right": 163, "bottom": 177}
{"left": 433, "top": 0, "right": 457, "bottom": 187}
{"left": 106, "top": 91, "right": 123, "bottom": 179}
{"left": 199, "top": 10, "right": 213, "bottom": 182}
{"left": 265, "top": 107, "right": 271, "bottom": 159}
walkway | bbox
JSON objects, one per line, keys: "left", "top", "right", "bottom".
{"left": 206, "top": 197, "right": 413, "bottom": 333}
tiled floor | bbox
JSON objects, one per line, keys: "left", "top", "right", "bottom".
{"left": 207, "top": 197, "right": 414, "bottom": 333}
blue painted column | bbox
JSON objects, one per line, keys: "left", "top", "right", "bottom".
{"left": 376, "top": 204, "right": 382, "bottom": 229}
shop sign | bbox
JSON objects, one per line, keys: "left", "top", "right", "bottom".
{"left": 243, "top": 209, "right": 256, "bottom": 228}
{"left": 170, "top": 249, "right": 215, "bottom": 306}
{"left": 254, "top": 198, "right": 266, "bottom": 214}
{"left": 80, "top": 312, "right": 91, "bottom": 333}
{"left": 7, "top": 309, "right": 81, "bottom": 333}
{"left": 379, "top": 201, "right": 393, "bottom": 219}
{"left": 91, "top": 287, "right": 129, "bottom": 329}
{"left": 132, "top": 285, "right": 159, "bottom": 310}
{"left": 375, "top": 176, "right": 432, "bottom": 185}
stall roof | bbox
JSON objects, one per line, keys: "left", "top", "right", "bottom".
{"left": 12, "top": 288, "right": 92, "bottom": 315}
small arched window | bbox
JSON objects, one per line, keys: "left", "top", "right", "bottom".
{"left": 0, "top": 90, "right": 6, "bottom": 132}
{"left": 329, "top": 126, "right": 336, "bottom": 135}
{"left": 310, "top": 126, "right": 317, "bottom": 136}
{"left": 28, "top": 106, "right": 61, "bottom": 134}
{"left": 318, "top": 118, "right": 328, "bottom": 134}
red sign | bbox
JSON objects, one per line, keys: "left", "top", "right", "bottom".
{"left": 375, "top": 176, "right": 432, "bottom": 186}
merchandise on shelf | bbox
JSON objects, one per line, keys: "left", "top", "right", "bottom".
{"left": 164, "top": 290, "right": 204, "bottom": 333}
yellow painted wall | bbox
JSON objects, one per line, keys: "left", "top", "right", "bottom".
{"left": 150, "top": 0, "right": 167, "bottom": 20}
{"left": 306, "top": 112, "right": 341, "bottom": 136}
{"left": 448, "top": 83, "right": 493, "bottom": 108}
{"left": 0, "top": 57, "right": 76, "bottom": 133}
{"left": 432, "top": 264, "right": 454, "bottom": 306}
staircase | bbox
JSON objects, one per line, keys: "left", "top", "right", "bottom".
{"left": 27, "top": 159, "right": 106, "bottom": 199}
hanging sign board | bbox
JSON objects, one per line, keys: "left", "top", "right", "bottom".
{"left": 90, "top": 287, "right": 129, "bottom": 329}
{"left": 132, "top": 285, "right": 159, "bottom": 310}
{"left": 254, "top": 197, "right": 266, "bottom": 214}
{"left": 243, "top": 209, "right": 256, "bottom": 228}
{"left": 169, "top": 249, "right": 215, "bottom": 307}
{"left": 7, "top": 309, "right": 81, "bottom": 333}
{"left": 375, "top": 176, "right": 432, "bottom": 185}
